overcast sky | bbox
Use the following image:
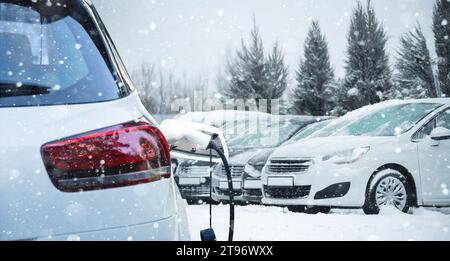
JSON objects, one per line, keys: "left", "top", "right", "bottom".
{"left": 93, "top": 0, "right": 436, "bottom": 80}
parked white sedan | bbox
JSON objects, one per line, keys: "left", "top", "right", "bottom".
{"left": 262, "top": 99, "right": 450, "bottom": 214}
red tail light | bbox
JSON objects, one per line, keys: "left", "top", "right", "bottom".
{"left": 41, "top": 120, "right": 171, "bottom": 192}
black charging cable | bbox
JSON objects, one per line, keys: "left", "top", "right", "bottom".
{"left": 201, "top": 135, "right": 234, "bottom": 242}
{"left": 209, "top": 145, "right": 213, "bottom": 229}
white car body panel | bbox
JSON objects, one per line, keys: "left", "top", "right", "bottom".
{"left": 417, "top": 132, "right": 450, "bottom": 205}
{"left": 0, "top": 93, "right": 190, "bottom": 240}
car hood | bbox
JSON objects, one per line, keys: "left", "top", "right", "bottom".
{"left": 271, "top": 136, "right": 393, "bottom": 159}
{"left": 228, "top": 147, "right": 275, "bottom": 165}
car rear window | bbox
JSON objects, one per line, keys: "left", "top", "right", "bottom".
{"left": 0, "top": 2, "right": 129, "bottom": 107}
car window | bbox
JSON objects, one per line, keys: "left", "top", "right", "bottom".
{"left": 436, "top": 109, "right": 450, "bottom": 130}
{"left": 413, "top": 108, "right": 450, "bottom": 140}
{"left": 413, "top": 118, "right": 435, "bottom": 140}
{"left": 0, "top": 2, "right": 129, "bottom": 107}
{"left": 227, "top": 119, "right": 303, "bottom": 148}
{"left": 285, "top": 120, "right": 331, "bottom": 144}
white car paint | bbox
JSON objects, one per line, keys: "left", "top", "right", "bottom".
{"left": 0, "top": 92, "right": 190, "bottom": 240}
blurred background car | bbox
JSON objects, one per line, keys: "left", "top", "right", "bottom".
{"left": 240, "top": 118, "right": 333, "bottom": 203}
{"left": 169, "top": 110, "right": 273, "bottom": 204}
{"left": 211, "top": 115, "right": 328, "bottom": 204}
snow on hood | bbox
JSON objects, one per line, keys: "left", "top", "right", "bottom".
{"left": 228, "top": 147, "right": 275, "bottom": 164}
{"left": 271, "top": 136, "right": 392, "bottom": 159}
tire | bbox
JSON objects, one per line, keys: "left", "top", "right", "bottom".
{"left": 363, "top": 169, "right": 413, "bottom": 215}
{"left": 288, "top": 205, "right": 331, "bottom": 214}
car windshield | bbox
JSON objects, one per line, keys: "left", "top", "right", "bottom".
{"left": 220, "top": 120, "right": 259, "bottom": 141}
{"left": 284, "top": 120, "right": 331, "bottom": 144}
{"left": 0, "top": 2, "right": 128, "bottom": 107}
{"left": 310, "top": 118, "right": 355, "bottom": 138}
{"left": 332, "top": 103, "right": 441, "bottom": 137}
{"left": 227, "top": 119, "right": 304, "bottom": 148}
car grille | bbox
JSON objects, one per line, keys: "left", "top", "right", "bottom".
{"left": 177, "top": 165, "right": 211, "bottom": 177}
{"left": 244, "top": 189, "right": 263, "bottom": 197}
{"left": 267, "top": 158, "right": 312, "bottom": 174}
{"left": 178, "top": 185, "right": 210, "bottom": 196}
{"left": 221, "top": 164, "right": 245, "bottom": 178}
{"left": 264, "top": 185, "right": 311, "bottom": 199}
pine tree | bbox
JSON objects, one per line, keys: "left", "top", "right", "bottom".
{"left": 266, "top": 42, "right": 288, "bottom": 112}
{"left": 341, "top": 0, "right": 392, "bottom": 111}
{"left": 221, "top": 17, "right": 287, "bottom": 111}
{"left": 222, "top": 18, "right": 267, "bottom": 103}
{"left": 291, "top": 20, "right": 335, "bottom": 116}
{"left": 433, "top": 0, "right": 450, "bottom": 97}
{"left": 395, "top": 23, "right": 436, "bottom": 99}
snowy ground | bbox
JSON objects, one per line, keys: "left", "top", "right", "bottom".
{"left": 187, "top": 204, "right": 450, "bottom": 241}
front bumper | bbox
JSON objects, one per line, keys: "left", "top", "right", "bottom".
{"left": 261, "top": 162, "right": 373, "bottom": 208}
{"left": 211, "top": 176, "right": 245, "bottom": 203}
{"left": 175, "top": 176, "right": 212, "bottom": 201}
{"left": 242, "top": 178, "right": 263, "bottom": 203}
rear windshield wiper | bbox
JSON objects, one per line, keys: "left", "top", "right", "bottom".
{"left": 0, "top": 83, "right": 51, "bottom": 98}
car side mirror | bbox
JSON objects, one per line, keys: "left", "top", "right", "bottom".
{"left": 430, "top": 127, "right": 450, "bottom": 141}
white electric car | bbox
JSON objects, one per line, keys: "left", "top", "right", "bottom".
{"left": 262, "top": 99, "right": 450, "bottom": 214}
{"left": 0, "top": 0, "right": 189, "bottom": 240}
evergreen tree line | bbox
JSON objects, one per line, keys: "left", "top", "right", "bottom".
{"left": 220, "top": 0, "right": 450, "bottom": 116}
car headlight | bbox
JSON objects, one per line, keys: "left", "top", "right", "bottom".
{"left": 244, "top": 164, "right": 262, "bottom": 178}
{"left": 244, "top": 149, "right": 274, "bottom": 178}
{"left": 322, "top": 146, "right": 370, "bottom": 165}
{"left": 213, "top": 163, "right": 226, "bottom": 177}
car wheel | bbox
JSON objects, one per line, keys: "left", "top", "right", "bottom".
{"left": 288, "top": 205, "right": 331, "bottom": 214}
{"left": 363, "top": 169, "right": 412, "bottom": 215}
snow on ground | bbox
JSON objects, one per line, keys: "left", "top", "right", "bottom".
{"left": 187, "top": 204, "right": 450, "bottom": 241}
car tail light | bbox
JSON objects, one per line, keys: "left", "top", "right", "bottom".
{"left": 41, "top": 120, "right": 171, "bottom": 192}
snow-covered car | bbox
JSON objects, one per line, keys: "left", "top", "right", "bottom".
{"left": 212, "top": 116, "right": 321, "bottom": 203}
{"left": 170, "top": 110, "right": 277, "bottom": 204}
{"left": 0, "top": 0, "right": 189, "bottom": 240}
{"left": 176, "top": 110, "right": 275, "bottom": 142}
{"left": 162, "top": 120, "right": 229, "bottom": 203}
{"left": 262, "top": 99, "right": 450, "bottom": 214}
